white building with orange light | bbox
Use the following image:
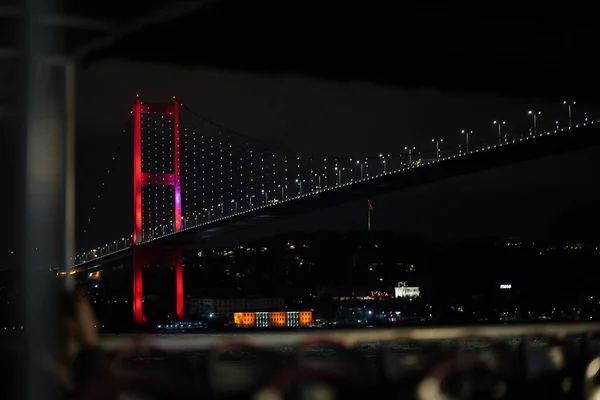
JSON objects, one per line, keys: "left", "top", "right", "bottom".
{"left": 234, "top": 311, "right": 312, "bottom": 328}
{"left": 394, "top": 282, "right": 420, "bottom": 298}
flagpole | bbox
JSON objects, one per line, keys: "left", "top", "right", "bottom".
{"left": 367, "top": 200, "right": 372, "bottom": 232}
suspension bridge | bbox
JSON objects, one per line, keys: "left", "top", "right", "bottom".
{"left": 66, "top": 96, "right": 600, "bottom": 324}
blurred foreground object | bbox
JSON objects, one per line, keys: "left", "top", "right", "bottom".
{"left": 90, "top": 324, "right": 600, "bottom": 399}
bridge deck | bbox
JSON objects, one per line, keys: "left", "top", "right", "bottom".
{"left": 72, "top": 121, "right": 600, "bottom": 270}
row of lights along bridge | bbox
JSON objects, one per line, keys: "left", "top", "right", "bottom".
{"left": 71, "top": 100, "right": 587, "bottom": 264}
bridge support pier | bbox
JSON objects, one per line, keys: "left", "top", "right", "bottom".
{"left": 133, "top": 246, "right": 184, "bottom": 325}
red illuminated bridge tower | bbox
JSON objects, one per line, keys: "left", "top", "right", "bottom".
{"left": 132, "top": 95, "right": 184, "bottom": 325}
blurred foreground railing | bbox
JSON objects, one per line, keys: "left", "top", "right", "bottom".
{"left": 101, "top": 323, "right": 600, "bottom": 351}
{"left": 94, "top": 324, "right": 600, "bottom": 399}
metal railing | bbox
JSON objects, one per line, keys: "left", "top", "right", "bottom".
{"left": 98, "top": 324, "right": 600, "bottom": 399}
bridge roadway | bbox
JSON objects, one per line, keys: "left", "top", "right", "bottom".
{"left": 70, "top": 121, "right": 600, "bottom": 273}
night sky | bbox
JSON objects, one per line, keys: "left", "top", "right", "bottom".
{"left": 3, "top": 58, "right": 600, "bottom": 259}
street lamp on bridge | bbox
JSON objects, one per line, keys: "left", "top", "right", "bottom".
{"left": 295, "top": 179, "right": 303, "bottom": 195}
{"left": 404, "top": 146, "right": 416, "bottom": 165}
{"left": 563, "top": 101, "right": 576, "bottom": 127}
{"left": 379, "top": 154, "right": 389, "bottom": 173}
{"left": 493, "top": 120, "right": 506, "bottom": 145}
{"left": 431, "top": 139, "right": 443, "bottom": 159}
{"left": 314, "top": 175, "right": 322, "bottom": 189}
{"left": 528, "top": 110, "right": 541, "bottom": 135}
{"left": 261, "top": 189, "right": 267, "bottom": 204}
{"left": 460, "top": 130, "right": 472, "bottom": 153}
{"left": 356, "top": 160, "right": 364, "bottom": 179}
{"left": 334, "top": 166, "right": 342, "bottom": 185}
{"left": 278, "top": 184, "right": 286, "bottom": 200}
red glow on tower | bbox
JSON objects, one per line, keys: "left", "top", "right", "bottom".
{"left": 132, "top": 97, "right": 182, "bottom": 243}
{"left": 132, "top": 99, "right": 143, "bottom": 244}
{"left": 133, "top": 251, "right": 144, "bottom": 325}
{"left": 175, "top": 249, "right": 184, "bottom": 319}
{"left": 131, "top": 96, "right": 184, "bottom": 325}
{"left": 173, "top": 97, "right": 182, "bottom": 231}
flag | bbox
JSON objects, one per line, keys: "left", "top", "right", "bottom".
{"left": 368, "top": 200, "right": 373, "bottom": 211}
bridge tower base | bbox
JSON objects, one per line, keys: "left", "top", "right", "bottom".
{"left": 133, "top": 246, "right": 184, "bottom": 325}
